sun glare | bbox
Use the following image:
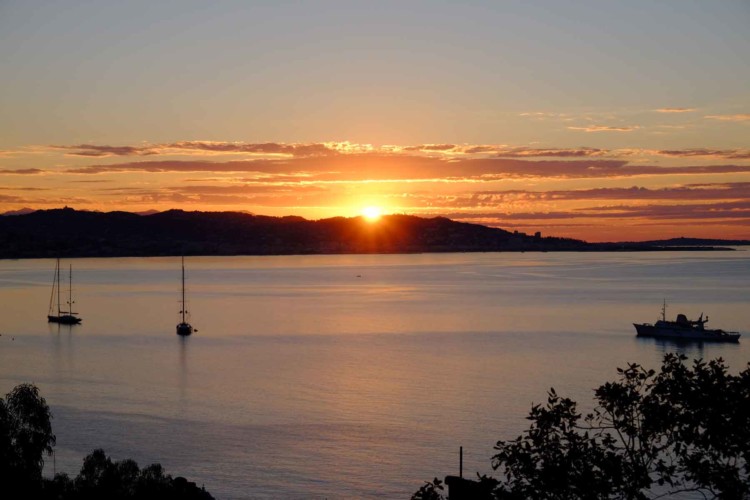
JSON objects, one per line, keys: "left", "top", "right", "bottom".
{"left": 362, "top": 206, "right": 382, "bottom": 221}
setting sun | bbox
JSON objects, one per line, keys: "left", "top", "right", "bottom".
{"left": 362, "top": 206, "right": 383, "bottom": 221}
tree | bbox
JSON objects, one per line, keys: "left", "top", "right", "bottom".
{"left": 412, "top": 478, "right": 445, "bottom": 500}
{"left": 53, "top": 448, "right": 214, "bottom": 500}
{"left": 414, "top": 354, "right": 750, "bottom": 499}
{"left": 0, "top": 383, "right": 56, "bottom": 493}
{"left": 0, "top": 383, "right": 213, "bottom": 499}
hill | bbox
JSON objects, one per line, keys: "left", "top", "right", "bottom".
{"left": 631, "top": 237, "right": 750, "bottom": 247}
{"left": 0, "top": 208, "right": 589, "bottom": 258}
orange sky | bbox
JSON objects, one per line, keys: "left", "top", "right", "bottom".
{"left": 1, "top": 2, "right": 749, "bottom": 242}
{"left": 1, "top": 141, "right": 749, "bottom": 242}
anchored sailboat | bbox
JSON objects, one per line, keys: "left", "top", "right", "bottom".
{"left": 176, "top": 256, "right": 194, "bottom": 336}
{"left": 48, "top": 258, "right": 82, "bottom": 324}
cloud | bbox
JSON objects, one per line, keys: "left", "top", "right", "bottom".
{"left": 403, "top": 144, "right": 457, "bottom": 152}
{"left": 439, "top": 200, "right": 750, "bottom": 221}
{"left": 519, "top": 112, "right": 571, "bottom": 120}
{"left": 50, "top": 141, "right": 346, "bottom": 158}
{"left": 394, "top": 183, "right": 750, "bottom": 211}
{"left": 50, "top": 144, "right": 160, "bottom": 157}
{"left": 63, "top": 155, "right": 750, "bottom": 182}
{"left": 0, "top": 168, "right": 45, "bottom": 175}
{"left": 494, "top": 147, "right": 606, "bottom": 158}
{"left": 567, "top": 125, "right": 640, "bottom": 132}
{"left": 704, "top": 114, "right": 750, "bottom": 122}
{"left": 564, "top": 183, "right": 750, "bottom": 201}
{"left": 656, "top": 148, "right": 750, "bottom": 160}
{"left": 581, "top": 201, "right": 750, "bottom": 220}
{"left": 654, "top": 107, "right": 695, "bottom": 113}
{"left": 0, "top": 186, "right": 48, "bottom": 191}
{"left": 0, "top": 194, "right": 90, "bottom": 205}
{"left": 38, "top": 141, "right": 750, "bottom": 164}
{"left": 95, "top": 183, "right": 333, "bottom": 208}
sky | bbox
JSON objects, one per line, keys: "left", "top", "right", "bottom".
{"left": 1, "top": 0, "right": 749, "bottom": 242}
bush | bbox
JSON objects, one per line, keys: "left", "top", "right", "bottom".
{"left": 414, "top": 354, "right": 750, "bottom": 499}
{"left": 0, "top": 384, "right": 214, "bottom": 499}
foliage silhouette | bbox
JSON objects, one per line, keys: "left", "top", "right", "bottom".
{"left": 0, "top": 383, "right": 55, "bottom": 495}
{"left": 0, "top": 384, "right": 213, "bottom": 499}
{"left": 412, "top": 477, "right": 445, "bottom": 500}
{"left": 413, "top": 354, "right": 750, "bottom": 499}
{"left": 42, "top": 448, "right": 213, "bottom": 500}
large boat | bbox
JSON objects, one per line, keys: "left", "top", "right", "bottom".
{"left": 634, "top": 301, "right": 740, "bottom": 343}
{"left": 48, "top": 258, "right": 82, "bottom": 325}
{"left": 176, "top": 256, "right": 194, "bottom": 336}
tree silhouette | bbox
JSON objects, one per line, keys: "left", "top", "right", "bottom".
{"left": 0, "top": 383, "right": 55, "bottom": 494}
{"left": 0, "top": 383, "right": 213, "bottom": 499}
{"left": 414, "top": 354, "right": 750, "bottom": 499}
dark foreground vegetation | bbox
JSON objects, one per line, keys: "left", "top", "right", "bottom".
{"left": 414, "top": 354, "right": 750, "bottom": 500}
{"left": 0, "top": 384, "right": 213, "bottom": 499}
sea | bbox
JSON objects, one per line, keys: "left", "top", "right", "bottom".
{"left": 1, "top": 251, "right": 748, "bottom": 499}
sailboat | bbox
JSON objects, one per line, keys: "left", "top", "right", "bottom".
{"left": 48, "top": 258, "right": 82, "bottom": 324}
{"left": 176, "top": 256, "right": 194, "bottom": 336}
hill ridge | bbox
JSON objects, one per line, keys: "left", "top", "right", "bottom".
{"left": 0, "top": 208, "right": 587, "bottom": 258}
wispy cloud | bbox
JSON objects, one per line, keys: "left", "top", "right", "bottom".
{"left": 441, "top": 200, "right": 750, "bottom": 221}
{"left": 0, "top": 186, "right": 48, "bottom": 191}
{"left": 49, "top": 141, "right": 353, "bottom": 158}
{"left": 567, "top": 125, "right": 640, "bottom": 132}
{"left": 654, "top": 107, "right": 695, "bottom": 113}
{"left": 519, "top": 111, "right": 572, "bottom": 120}
{"left": 403, "top": 144, "right": 457, "bottom": 152}
{"left": 61, "top": 156, "right": 750, "bottom": 182}
{"left": 0, "top": 168, "right": 45, "bottom": 175}
{"left": 34, "top": 141, "right": 750, "bottom": 163}
{"left": 494, "top": 147, "right": 606, "bottom": 158}
{"left": 657, "top": 148, "right": 750, "bottom": 160}
{"left": 396, "top": 183, "right": 750, "bottom": 210}
{"left": 704, "top": 114, "right": 750, "bottom": 122}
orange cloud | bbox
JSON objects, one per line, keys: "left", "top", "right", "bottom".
{"left": 50, "top": 141, "right": 343, "bottom": 158}
{"left": 62, "top": 156, "right": 750, "bottom": 181}
{"left": 654, "top": 107, "right": 695, "bottom": 113}
{"left": 657, "top": 149, "right": 750, "bottom": 160}
{"left": 442, "top": 200, "right": 750, "bottom": 221}
{"left": 0, "top": 168, "right": 45, "bottom": 175}
{"left": 704, "top": 114, "right": 750, "bottom": 122}
{"left": 567, "top": 125, "right": 640, "bottom": 132}
{"left": 32, "top": 141, "right": 750, "bottom": 164}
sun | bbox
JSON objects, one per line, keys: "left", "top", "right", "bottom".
{"left": 362, "top": 206, "right": 383, "bottom": 221}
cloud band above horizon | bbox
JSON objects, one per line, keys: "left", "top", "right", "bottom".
{"left": 2, "top": 140, "right": 749, "bottom": 242}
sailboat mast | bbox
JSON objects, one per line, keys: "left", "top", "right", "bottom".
{"left": 68, "top": 264, "right": 73, "bottom": 314}
{"left": 181, "top": 257, "right": 186, "bottom": 323}
{"left": 57, "top": 258, "right": 62, "bottom": 318}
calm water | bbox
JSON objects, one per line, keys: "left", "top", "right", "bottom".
{"left": 1, "top": 252, "right": 749, "bottom": 499}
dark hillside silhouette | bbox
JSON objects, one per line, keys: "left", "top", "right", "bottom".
{"left": 0, "top": 208, "right": 587, "bottom": 258}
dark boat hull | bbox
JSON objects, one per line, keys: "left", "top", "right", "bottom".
{"left": 176, "top": 322, "right": 193, "bottom": 336}
{"left": 634, "top": 323, "right": 740, "bottom": 343}
{"left": 48, "top": 314, "right": 82, "bottom": 325}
